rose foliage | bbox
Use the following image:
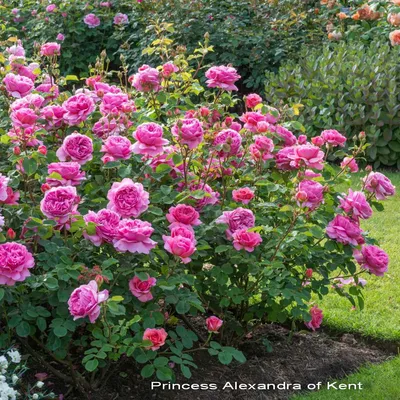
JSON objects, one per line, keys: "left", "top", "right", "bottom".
{"left": 0, "top": 27, "right": 394, "bottom": 389}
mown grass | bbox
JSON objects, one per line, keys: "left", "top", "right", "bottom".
{"left": 319, "top": 171, "right": 400, "bottom": 341}
{"left": 293, "top": 356, "right": 400, "bottom": 400}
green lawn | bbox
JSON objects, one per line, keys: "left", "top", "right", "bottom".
{"left": 319, "top": 171, "right": 400, "bottom": 340}
{"left": 293, "top": 356, "right": 400, "bottom": 400}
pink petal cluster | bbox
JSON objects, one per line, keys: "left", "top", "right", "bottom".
{"left": 188, "top": 182, "right": 220, "bottom": 210}
{"left": 171, "top": 118, "right": 204, "bottom": 150}
{"left": 240, "top": 112, "right": 274, "bottom": 133}
{"left": 326, "top": 215, "right": 363, "bottom": 246}
{"left": 47, "top": 162, "right": 86, "bottom": 187}
{"left": 213, "top": 129, "right": 242, "bottom": 157}
{"left": 92, "top": 117, "right": 126, "bottom": 138}
{"left": 132, "top": 123, "right": 169, "bottom": 156}
{"left": 101, "top": 136, "right": 133, "bottom": 163}
{"left": 206, "top": 316, "right": 223, "bottom": 332}
{"left": 249, "top": 135, "right": 274, "bottom": 161}
{"left": 232, "top": 188, "right": 254, "bottom": 205}
{"left": 321, "top": 129, "right": 346, "bottom": 147}
{"left": 113, "top": 219, "right": 157, "bottom": 254}
{"left": 0, "top": 174, "right": 10, "bottom": 202}
{"left": 129, "top": 65, "right": 161, "bottom": 92}
{"left": 339, "top": 190, "right": 372, "bottom": 220}
{"left": 0, "top": 242, "right": 35, "bottom": 286}
{"left": 216, "top": 207, "right": 255, "bottom": 239}
{"left": 56, "top": 132, "right": 93, "bottom": 165}
{"left": 10, "top": 108, "right": 38, "bottom": 128}
{"left": 68, "top": 280, "right": 109, "bottom": 323}
{"left": 107, "top": 178, "right": 150, "bottom": 218}
{"left": 162, "top": 62, "right": 179, "bottom": 77}
{"left": 245, "top": 93, "right": 262, "bottom": 109}
{"left": 3, "top": 73, "right": 34, "bottom": 98}
{"left": 232, "top": 228, "right": 262, "bottom": 252}
{"left": 363, "top": 172, "right": 395, "bottom": 200}
{"left": 40, "top": 42, "right": 61, "bottom": 57}
{"left": 83, "top": 209, "right": 120, "bottom": 246}
{"left": 83, "top": 14, "right": 100, "bottom": 28}
{"left": 129, "top": 275, "right": 156, "bottom": 302}
{"left": 166, "top": 204, "right": 201, "bottom": 228}
{"left": 305, "top": 306, "right": 323, "bottom": 331}
{"left": 41, "top": 105, "right": 66, "bottom": 129}
{"left": 143, "top": 328, "right": 168, "bottom": 351}
{"left": 340, "top": 157, "right": 358, "bottom": 173}
{"left": 288, "top": 145, "right": 324, "bottom": 170}
{"left": 114, "top": 13, "right": 129, "bottom": 25}
{"left": 354, "top": 245, "right": 389, "bottom": 277}
{"left": 62, "top": 94, "right": 95, "bottom": 126}
{"left": 205, "top": 65, "right": 241, "bottom": 91}
{"left": 162, "top": 234, "right": 196, "bottom": 264}
{"left": 275, "top": 125, "right": 297, "bottom": 146}
{"left": 296, "top": 180, "right": 324, "bottom": 210}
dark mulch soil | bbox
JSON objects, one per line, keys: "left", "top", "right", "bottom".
{"left": 39, "top": 324, "right": 396, "bottom": 400}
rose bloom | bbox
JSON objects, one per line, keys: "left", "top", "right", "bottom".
{"left": 339, "top": 189, "right": 372, "bottom": 220}
{"left": 321, "top": 129, "right": 346, "bottom": 147}
{"left": 275, "top": 125, "right": 297, "bottom": 146}
{"left": 35, "top": 83, "right": 60, "bottom": 103}
{"left": 99, "top": 92, "right": 129, "bottom": 115}
{"left": 56, "top": 132, "right": 93, "bottom": 165}
{"left": 171, "top": 118, "right": 204, "bottom": 150}
{"left": 46, "top": 4, "right": 57, "bottom": 12}
{"left": 129, "top": 275, "right": 156, "bottom": 302}
{"left": 216, "top": 207, "right": 255, "bottom": 239}
{"left": 340, "top": 157, "right": 358, "bottom": 173}
{"left": 41, "top": 105, "right": 66, "bottom": 129}
{"left": 326, "top": 214, "right": 363, "bottom": 246}
{"left": 245, "top": 93, "right": 262, "bottom": 109}
{"left": 101, "top": 136, "right": 133, "bottom": 163}
{"left": 40, "top": 186, "right": 80, "bottom": 224}
{"left": 129, "top": 65, "right": 161, "bottom": 92}
{"left": 389, "top": 30, "right": 400, "bottom": 46}
{"left": 3, "top": 73, "right": 34, "bottom": 98}
{"left": 166, "top": 204, "right": 201, "bottom": 228}
{"left": 232, "top": 188, "right": 254, "bottom": 205}
{"left": 93, "top": 117, "right": 126, "bottom": 138}
{"left": 6, "top": 43, "right": 25, "bottom": 57}
{"left": 213, "top": 129, "right": 242, "bottom": 157}
{"left": 0, "top": 242, "right": 35, "bottom": 286}
{"left": 10, "top": 108, "right": 38, "bottom": 129}
{"left": 68, "top": 280, "right": 109, "bottom": 323}
{"left": 132, "top": 122, "right": 169, "bottom": 156}
{"left": 40, "top": 42, "right": 61, "bottom": 57}
{"left": 162, "top": 62, "right": 179, "bottom": 77}
{"left": 46, "top": 162, "right": 86, "bottom": 187}
{"left": 205, "top": 65, "right": 241, "bottom": 91}
{"left": 114, "top": 13, "right": 129, "bottom": 25}
{"left": 162, "top": 234, "right": 196, "bottom": 264}
{"left": 240, "top": 112, "right": 273, "bottom": 133}
{"left": 83, "top": 14, "right": 100, "bottom": 28}
{"left": 62, "top": 93, "right": 95, "bottom": 126}
{"left": 388, "top": 13, "right": 400, "bottom": 26}
{"left": 0, "top": 187, "right": 20, "bottom": 205}
{"left": 289, "top": 145, "right": 324, "bottom": 170}
{"left": 232, "top": 228, "right": 262, "bottom": 252}
{"left": 275, "top": 146, "right": 297, "bottom": 170}
{"left": 107, "top": 178, "right": 150, "bottom": 218}
{"left": 296, "top": 180, "right": 324, "bottom": 209}
{"left": 305, "top": 306, "right": 323, "bottom": 331}
{"left": 206, "top": 316, "right": 223, "bottom": 332}
{"left": 83, "top": 209, "right": 120, "bottom": 246}
{"left": 57, "top": 33, "right": 65, "bottom": 41}
{"left": 143, "top": 328, "right": 168, "bottom": 351}
{"left": 113, "top": 219, "right": 157, "bottom": 254}
{"left": 363, "top": 172, "right": 395, "bottom": 200}
{"left": 188, "top": 182, "right": 220, "bottom": 209}
{"left": 170, "top": 225, "right": 196, "bottom": 242}
{"left": 11, "top": 94, "right": 44, "bottom": 111}
{"left": 354, "top": 245, "right": 389, "bottom": 277}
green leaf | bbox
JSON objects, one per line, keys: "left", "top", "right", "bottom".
{"left": 0, "top": 288, "right": 4, "bottom": 302}
{"left": 22, "top": 158, "right": 38, "bottom": 176}
{"left": 218, "top": 351, "right": 233, "bottom": 365}
{"left": 141, "top": 364, "right": 155, "bottom": 378}
{"left": 180, "top": 364, "right": 192, "bottom": 379}
{"left": 85, "top": 359, "right": 99, "bottom": 372}
{"left": 16, "top": 321, "right": 31, "bottom": 337}
{"left": 154, "top": 357, "right": 169, "bottom": 367}
{"left": 37, "top": 317, "right": 47, "bottom": 332}
{"left": 215, "top": 245, "right": 231, "bottom": 253}
{"left": 54, "top": 326, "right": 68, "bottom": 338}
{"left": 156, "top": 366, "right": 173, "bottom": 381}
{"left": 44, "top": 277, "right": 59, "bottom": 290}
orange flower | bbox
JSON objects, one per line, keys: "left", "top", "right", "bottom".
{"left": 337, "top": 12, "right": 347, "bottom": 20}
{"left": 352, "top": 12, "right": 360, "bottom": 20}
{"left": 389, "top": 30, "right": 400, "bottom": 46}
{"left": 388, "top": 13, "right": 400, "bottom": 27}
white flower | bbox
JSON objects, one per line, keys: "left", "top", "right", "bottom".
{"left": 11, "top": 375, "right": 18, "bottom": 384}
{"left": 32, "top": 394, "right": 39, "bottom": 400}
{"left": 36, "top": 381, "right": 44, "bottom": 388}
{"left": 7, "top": 350, "right": 21, "bottom": 364}
{"left": 0, "top": 357, "right": 8, "bottom": 373}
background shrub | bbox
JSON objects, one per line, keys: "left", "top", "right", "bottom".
{"left": 264, "top": 40, "right": 400, "bottom": 168}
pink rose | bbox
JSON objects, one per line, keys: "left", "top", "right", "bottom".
{"left": 275, "top": 146, "right": 297, "bottom": 170}
{"left": 289, "top": 145, "right": 324, "bottom": 170}
{"left": 0, "top": 243, "right": 34, "bottom": 286}
{"left": 205, "top": 65, "right": 241, "bottom": 91}
{"left": 40, "top": 186, "right": 80, "bottom": 224}
{"left": 101, "top": 136, "right": 133, "bottom": 162}
{"left": 298, "top": 135, "right": 307, "bottom": 145}
{"left": 339, "top": 190, "right": 372, "bottom": 220}
{"left": 240, "top": 112, "right": 274, "bottom": 133}
{"left": 162, "top": 62, "right": 179, "bottom": 77}
{"left": 275, "top": 126, "right": 297, "bottom": 147}
{"left": 56, "top": 132, "right": 93, "bottom": 165}
{"left": 232, "top": 188, "right": 254, "bottom": 205}
{"left": 40, "top": 42, "right": 61, "bottom": 57}
{"left": 216, "top": 207, "right": 255, "bottom": 239}
{"left": 113, "top": 13, "right": 129, "bottom": 25}
{"left": 304, "top": 169, "right": 322, "bottom": 179}
{"left": 68, "top": 280, "right": 109, "bottom": 323}
{"left": 389, "top": 30, "right": 400, "bottom": 46}
{"left": 129, "top": 65, "right": 161, "bottom": 92}
{"left": 363, "top": 172, "right": 395, "bottom": 200}
{"left": 56, "top": 33, "right": 65, "bottom": 41}
{"left": 188, "top": 182, "right": 219, "bottom": 209}
{"left": 213, "top": 129, "right": 242, "bottom": 157}
{"left": 63, "top": 93, "right": 95, "bottom": 126}
{"left": 354, "top": 245, "right": 389, "bottom": 277}
{"left": 47, "top": 162, "right": 86, "bottom": 187}
{"left": 113, "top": 219, "right": 157, "bottom": 254}
{"left": 10, "top": 108, "right": 38, "bottom": 128}
{"left": 296, "top": 180, "right": 324, "bottom": 209}
{"left": 3, "top": 73, "right": 34, "bottom": 98}
{"left": 107, "top": 178, "right": 149, "bottom": 218}
{"left": 41, "top": 105, "right": 66, "bottom": 129}
{"left": 129, "top": 275, "right": 156, "bottom": 302}
{"left": 83, "top": 209, "right": 120, "bottom": 246}
{"left": 249, "top": 135, "right": 274, "bottom": 161}
{"left": 312, "top": 136, "right": 325, "bottom": 147}
{"left": 46, "top": 4, "right": 57, "bottom": 12}
{"left": 92, "top": 117, "right": 126, "bottom": 138}
{"left": 143, "top": 328, "right": 168, "bottom": 350}
{"left": 6, "top": 44, "right": 25, "bottom": 57}
{"left": 166, "top": 204, "right": 201, "bottom": 227}
{"left": 170, "top": 225, "right": 196, "bottom": 242}
{"left": 232, "top": 228, "right": 262, "bottom": 252}
{"left": 172, "top": 118, "right": 204, "bottom": 150}
{"left": 99, "top": 92, "right": 129, "bottom": 115}
{"left": 11, "top": 94, "right": 44, "bottom": 111}
{"left": 305, "top": 306, "right": 323, "bottom": 331}
{"left": 321, "top": 129, "right": 346, "bottom": 147}
{"left": 132, "top": 123, "right": 169, "bottom": 156}
{"left": 0, "top": 187, "right": 19, "bottom": 205}
{"left": 245, "top": 93, "right": 262, "bottom": 109}
{"left": 35, "top": 83, "right": 59, "bottom": 103}
{"left": 84, "top": 14, "right": 100, "bottom": 28}
{"left": 206, "top": 316, "right": 223, "bottom": 332}
{"left": 162, "top": 235, "right": 196, "bottom": 264}
{"left": 340, "top": 157, "right": 358, "bottom": 173}
{"left": 326, "top": 215, "right": 363, "bottom": 246}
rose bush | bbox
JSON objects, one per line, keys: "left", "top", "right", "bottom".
{"left": 0, "top": 32, "right": 394, "bottom": 391}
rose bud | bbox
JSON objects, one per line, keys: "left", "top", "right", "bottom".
{"left": 206, "top": 316, "right": 223, "bottom": 333}
{"left": 7, "top": 228, "right": 16, "bottom": 240}
{"left": 38, "top": 145, "right": 47, "bottom": 155}
{"left": 41, "top": 183, "right": 51, "bottom": 193}
{"left": 13, "top": 147, "right": 21, "bottom": 155}
{"left": 305, "top": 268, "right": 313, "bottom": 278}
